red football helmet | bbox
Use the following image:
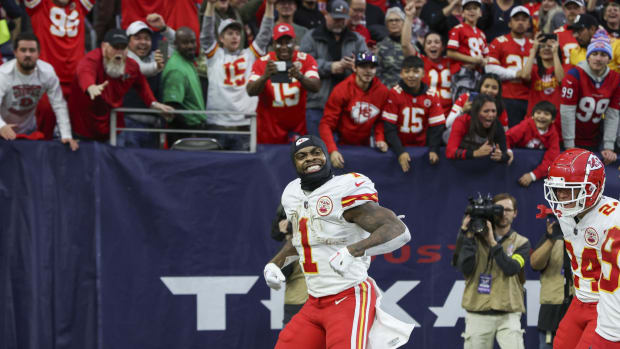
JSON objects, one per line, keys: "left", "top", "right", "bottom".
{"left": 544, "top": 148, "right": 606, "bottom": 217}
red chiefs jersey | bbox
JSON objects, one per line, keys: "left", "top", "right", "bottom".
{"left": 506, "top": 117, "right": 560, "bottom": 179}
{"left": 488, "top": 33, "right": 533, "bottom": 100}
{"left": 555, "top": 25, "right": 579, "bottom": 69}
{"left": 447, "top": 22, "right": 488, "bottom": 73}
{"left": 250, "top": 51, "right": 319, "bottom": 144}
{"left": 121, "top": 0, "right": 200, "bottom": 40}
{"left": 25, "top": 0, "right": 93, "bottom": 85}
{"left": 561, "top": 66, "right": 620, "bottom": 147}
{"left": 421, "top": 55, "right": 452, "bottom": 115}
{"left": 382, "top": 84, "right": 446, "bottom": 146}
{"left": 318, "top": 74, "right": 389, "bottom": 153}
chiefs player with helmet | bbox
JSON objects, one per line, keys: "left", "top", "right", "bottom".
{"left": 544, "top": 148, "right": 620, "bottom": 348}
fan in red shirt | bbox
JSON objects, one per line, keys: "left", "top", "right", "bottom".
{"left": 486, "top": 6, "right": 533, "bottom": 127}
{"left": 121, "top": 0, "right": 200, "bottom": 39}
{"left": 521, "top": 32, "right": 564, "bottom": 137}
{"left": 554, "top": 0, "right": 584, "bottom": 70}
{"left": 560, "top": 30, "right": 620, "bottom": 165}
{"left": 382, "top": 56, "right": 446, "bottom": 172}
{"left": 506, "top": 101, "right": 560, "bottom": 187}
{"left": 420, "top": 32, "right": 452, "bottom": 116}
{"left": 26, "top": 0, "right": 94, "bottom": 139}
{"left": 246, "top": 23, "right": 320, "bottom": 144}
{"left": 319, "top": 51, "right": 389, "bottom": 168}
{"left": 69, "top": 29, "right": 173, "bottom": 141}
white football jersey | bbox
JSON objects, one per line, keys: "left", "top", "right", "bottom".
{"left": 281, "top": 172, "right": 378, "bottom": 298}
{"left": 557, "top": 195, "right": 620, "bottom": 341}
{"left": 205, "top": 42, "right": 263, "bottom": 126}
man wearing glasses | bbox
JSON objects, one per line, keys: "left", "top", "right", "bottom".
{"left": 246, "top": 23, "right": 320, "bottom": 143}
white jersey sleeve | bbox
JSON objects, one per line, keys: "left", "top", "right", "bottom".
{"left": 281, "top": 173, "right": 378, "bottom": 297}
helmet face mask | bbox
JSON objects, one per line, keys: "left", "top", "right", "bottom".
{"left": 543, "top": 149, "right": 605, "bottom": 218}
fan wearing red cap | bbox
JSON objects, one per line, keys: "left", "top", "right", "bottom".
{"left": 246, "top": 23, "right": 321, "bottom": 144}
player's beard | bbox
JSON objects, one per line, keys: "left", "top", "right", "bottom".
{"left": 104, "top": 56, "right": 126, "bottom": 78}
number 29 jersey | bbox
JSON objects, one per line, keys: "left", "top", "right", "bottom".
{"left": 281, "top": 173, "right": 377, "bottom": 298}
{"left": 557, "top": 196, "right": 620, "bottom": 341}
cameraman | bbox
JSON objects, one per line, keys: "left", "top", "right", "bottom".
{"left": 456, "top": 193, "right": 531, "bottom": 349}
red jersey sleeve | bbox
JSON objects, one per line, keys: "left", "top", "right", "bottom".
{"left": 560, "top": 72, "right": 579, "bottom": 106}
{"left": 487, "top": 38, "right": 502, "bottom": 65}
{"left": 533, "top": 128, "right": 560, "bottom": 180}
{"left": 76, "top": 53, "right": 98, "bottom": 93}
{"left": 505, "top": 119, "right": 528, "bottom": 149}
{"left": 319, "top": 85, "right": 346, "bottom": 153}
{"left": 249, "top": 57, "right": 267, "bottom": 82}
{"left": 299, "top": 52, "right": 319, "bottom": 80}
{"left": 428, "top": 92, "right": 446, "bottom": 126}
{"left": 382, "top": 89, "right": 400, "bottom": 125}
{"left": 446, "top": 114, "right": 470, "bottom": 159}
{"left": 447, "top": 27, "right": 460, "bottom": 51}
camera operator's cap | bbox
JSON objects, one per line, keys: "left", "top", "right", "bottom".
{"left": 510, "top": 5, "right": 530, "bottom": 17}
{"left": 462, "top": 0, "right": 482, "bottom": 7}
{"left": 355, "top": 51, "right": 378, "bottom": 66}
{"left": 126, "top": 21, "right": 152, "bottom": 37}
{"left": 218, "top": 18, "right": 243, "bottom": 36}
{"left": 568, "top": 14, "right": 599, "bottom": 30}
{"left": 273, "top": 23, "right": 295, "bottom": 41}
{"left": 329, "top": 0, "right": 349, "bottom": 19}
{"left": 103, "top": 28, "right": 129, "bottom": 46}
{"left": 563, "top": 0, "right": 585, "bottom": 7}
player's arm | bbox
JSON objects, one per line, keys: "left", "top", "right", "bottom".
{"left": 342, "top": 202, "right": 411, "bottom": 257}
{"left": 264, "top": 239, "right": 298, "bottom": 290}
{"left": 268, "top": 239, "right": 299, "bottom": 268}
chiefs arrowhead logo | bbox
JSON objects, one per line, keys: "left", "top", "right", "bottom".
{"left": 296, "top": 137, "right": 310, "bottom": 146}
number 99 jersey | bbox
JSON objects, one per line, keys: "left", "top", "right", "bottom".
{"left": 281, "top": 173, "right": 377, "bottom": 298}
{"left": 560, "top": 66, "right": 620, "bottom": 148}
{"left": 557, "top": 195, "right": 620, "bottom": 341}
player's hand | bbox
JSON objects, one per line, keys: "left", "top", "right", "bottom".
{"left": 87, "top": 81, "right": 109, "bottom": 100}
{"left": 146, "top": 13, "right": 167, "bottom": 31}
{"left": 263, "top": 263, "right": 286, "bottom": 290}
{"left": 61, "top": 138, "right": 79, "bottom": 151}
{"left": 601, "top": 149, "right": 617, "bottom": 165}
{"left": 264, "top": 60, "right": 278, "bottom": 78}
{"left": 330, "top": 151, "right": 345, "bottom": 168}
{"left": 546, "top": 218, "right": 557, "bottom": 236}
{"left": 329, "top": 247, "right": 355, "bottom": 276}
{"left": 0, "top": 124, "right": 17, "bottom": 140}
{"left": 473, "top": 140, "right": 493, "bottom": 158}
{"left": 429, "top": 151, "right": 439, "bottom": 165}
{"left": 490, "top": 145, "right": 503, "bottom": 162}
{"left": 398, "top": 152, "right": 411, "bottom": 172}
{"left": 376, "top": 141, "right": 388, "bottom": 152}
{"left": 154, "top": 49, "right": 165, "bottom": 71}
{"left": 518, "top": 173, "right": 533, "bottom": 187}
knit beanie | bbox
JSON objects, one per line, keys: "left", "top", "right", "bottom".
{"left": 586, "top": 29, "right": 612, "bottom": 58}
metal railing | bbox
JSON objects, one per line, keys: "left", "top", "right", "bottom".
{"left": 109, "top": 108, "right": 257, "bottom": 153}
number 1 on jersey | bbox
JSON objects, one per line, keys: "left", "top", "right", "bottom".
{"left": 299, "top": 217, "right": 318, "bottom": 273}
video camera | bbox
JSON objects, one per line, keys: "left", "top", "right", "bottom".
{"left": 465, "top": 193, "right": 504, "bottom": 236}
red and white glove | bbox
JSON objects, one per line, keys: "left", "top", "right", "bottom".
{"left": 329, "top": 247, "right": 355, "bottom": 276}
{"left": 263, "top": 263, "right": 285, "bottom": 290}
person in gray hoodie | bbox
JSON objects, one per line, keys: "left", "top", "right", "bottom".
{"left": 299, "top": 0, "right": 367, "bottom": 137}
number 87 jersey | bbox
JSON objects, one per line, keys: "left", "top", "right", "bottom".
{"left": 559, "top": 65, "right": 620, "bottom": 149}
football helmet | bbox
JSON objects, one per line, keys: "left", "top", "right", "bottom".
{"left": 544, "top": 148, "right": 605, "bottom": 217}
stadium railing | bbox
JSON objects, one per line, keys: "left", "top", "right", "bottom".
{"left": 109, "top": 108, "right": 257, "bottom": 152}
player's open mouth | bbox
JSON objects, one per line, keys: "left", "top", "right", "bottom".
{"left": 306, "top": 164, "right": 322, "bottom": 173}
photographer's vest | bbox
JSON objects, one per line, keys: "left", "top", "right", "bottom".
{"left": 462, "top": 231, "right": 528, "bottom": 313}
{"left": 540, "top": 239, "right": 573, "bottom": 304}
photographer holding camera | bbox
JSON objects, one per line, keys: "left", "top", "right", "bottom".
{"left": 454, "top": 193, "right": 531, "bottom": 349}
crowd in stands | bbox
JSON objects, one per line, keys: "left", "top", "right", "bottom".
{"left": 0, "top": 0, "right": 619, "bottom": 184}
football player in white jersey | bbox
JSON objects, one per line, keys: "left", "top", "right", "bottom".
{"left": 263, "top": 135, "right": 413, "bottom": 349}
{"left": 544, "top": 148, "right": 620, "bottom": 348}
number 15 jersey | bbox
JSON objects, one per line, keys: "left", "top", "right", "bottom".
{"left": 557, "top": 196, "right": 620, "bottom": 341}
{"left": 281, "top": 173, "right": 377, "bottom": 298}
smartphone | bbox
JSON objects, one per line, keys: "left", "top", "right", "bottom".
{"left": 271, "top": 61, "right": 293, "bottom": 83}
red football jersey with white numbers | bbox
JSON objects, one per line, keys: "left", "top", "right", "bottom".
{"left": 555, "top": 25, "right": 579, "bottom": 69}
{"left": 560, "top": 66, "right": 620, "bottom": 147}
{"left": 421, "top": 55, "right": 452, "bottom": 115}
{"left": 488, "top": 33, "right": 532, "bottom": 100}
{"left": 447, "top": 22, "right": 488, "bottom": 73}
{"left": 382, "top": 84, "right": 446, "bottom": 146}
{"left": 25, "top": 0, "right": 93, "bottom": 84}
{"left": 249, "top": 51, "right": 319, "bottom": 143}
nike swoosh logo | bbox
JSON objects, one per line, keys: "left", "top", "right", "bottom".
{"left": 355, "top": 181, "right": 365, "bottom": 187}
{"left": 335, "top": 296, "right": 348, "bottom": 305}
